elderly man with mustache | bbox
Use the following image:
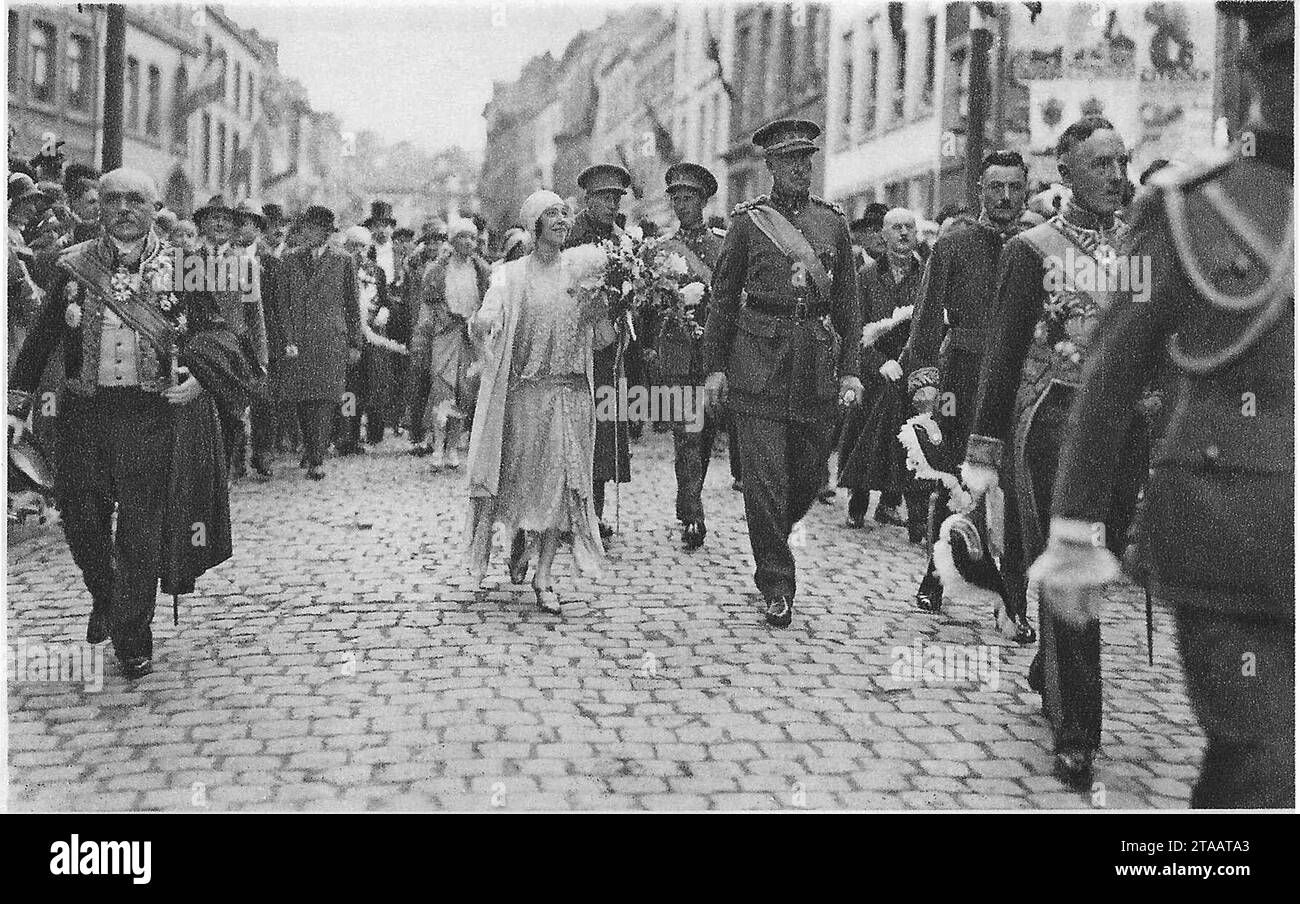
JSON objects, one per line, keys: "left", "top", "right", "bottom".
{"left": 8, "top": 168, "right": 244, "bottom": 680}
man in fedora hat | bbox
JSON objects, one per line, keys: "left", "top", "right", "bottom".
{"left": 702, "top": 119, "right": 864, "bottom": 628}
{"left": 268, "top": 205, "right": 361, "bottom": 480}
{"left": 565, "top": 162, "right": 636, "bottom": 539}
{"left": 654, "top": 161, "right": 726, "bottom": 550}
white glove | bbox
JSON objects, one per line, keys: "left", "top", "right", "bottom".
{"left": 7, "top": 413, "right": 28, "bottom": 446}
{"left": 879, "top": 359, "right": 903, "bottom": 382}
{"left": 680, "top": 282, "right": 706, "bottom": 309}
{"left": 960, "top": 461, "right": 1000, "bottom": 503}
{"left": 374, "top": 306, "right": 391, "bottom": 329}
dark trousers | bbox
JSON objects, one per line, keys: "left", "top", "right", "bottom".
{"left": 726, "top": 412, "right": 742, "bottom": 480}
{"left": 57, "top": 389, "right": 173, "bottom": 661}
{"left": 407, "top": 368, "right": 432, "bottom": 443}
{"left": 249, "top": 393, "right": 274, "bottom": 463}
{"left": 334, "top": 364, "right": 365, "bottom": 452}
{"left": 593, "top": 480, "right": 606, "bottom": 521}
{"left": 672, "top": 412, "right": 717, "bottom": 524}
{"left": 296, "top": 399, "right": 335, "bottom": 468}
{"left": 735, "top": 415, "right": 834, "bottom": 600}
{"left": 1174, "top": 605, "right": 1295, "bottom": 808}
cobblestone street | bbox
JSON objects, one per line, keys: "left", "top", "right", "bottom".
{"left": 6, "top": 431, "right": 1204, "bottom": 811}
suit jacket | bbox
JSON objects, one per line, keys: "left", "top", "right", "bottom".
{"left": 270, "top": 245, "right": 361, "bottom": 402}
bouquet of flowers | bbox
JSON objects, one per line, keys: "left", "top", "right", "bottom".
{"left": 593, "top": 233, "right": 651, "bottom": 322}
{"left": 640, "top": 240, "right": 705, "bottom": 340}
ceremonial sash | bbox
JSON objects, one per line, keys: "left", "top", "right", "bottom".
{"left": 745, "top": 204, "right": 832, "bottom": 294}
{"left": 63, "top": 249, "right": 179, "bottom": 356}
{"left": 662, "top": 237, "right": 713, "bottom": 284}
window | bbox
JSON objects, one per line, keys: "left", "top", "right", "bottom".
{"left": 10, "top": 12, "right": 22, "bottom": 92}
{"left": 146, "top": 65, "right": 162, "bottom": 136}
{"left": 233, "top": 61, "right": 241, "bottom": 111}
{"left": 698, "top": 100, "right": 707, "bottom": 160}
{"left": 889, "top": 4, "right": 907, "bottom": 121}
{"left": 923, "top": 15, "right": 938, "bottom": 108}
{"left": 217, "top": 122, "right": 227, "bottom": 186}
{"left": 127, "top": 57, "right": 141, "bottom": 130}
{"left": 68, "top": 34, "right": 91, "bottom": 110}
{"left": 202, "top": 112, "right": 212, "bottom": 183}
{"left": 864, "top": 43, "right": 879, "bottom": 135}
{"left": 29, "top": 20, "right": 55, "bottom": 103}
{"left": 173, "top": 66, "right": 189, "bottom": 146}
{"left": 838, "top": 30, "right": 853, "bottom": 145}
{"left": 759, "top": 9, "right": 774, "bottom": 116}
{"left": 232, "top": 130, "right": 241, "bottom": 187}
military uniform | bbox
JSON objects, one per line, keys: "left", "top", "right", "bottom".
{"left": 965, "top": 199, "right": 1150, "bottom": 773}
{"left": 1046, "top": 130, "right": 1294, "bottom": 807}
{"left": 703, "top": 120, "right": 862, "bottom": 623}
{"left": 656, "top": 162, "right": 727, "bottom": 546}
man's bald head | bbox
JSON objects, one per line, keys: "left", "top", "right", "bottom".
{"left": 99, "top": 168, "right": 159, "bottom": 242}
{"left": 883, "top": 207, "right": 918, "bottom": 257}
{"left": 99, "top": 168, "right": 158, "bottom": 202}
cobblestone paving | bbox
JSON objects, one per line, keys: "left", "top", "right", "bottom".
{"left": 6, "top": 430, "right": 1203, "bottom": 810}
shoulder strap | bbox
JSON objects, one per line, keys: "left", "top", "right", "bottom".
{"left": 745, "top": 204, "right": 832, "bottom": 293}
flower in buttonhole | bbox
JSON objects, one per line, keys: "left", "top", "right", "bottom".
{"left": 65, "top": 302, "right": 82, "bottom": 328}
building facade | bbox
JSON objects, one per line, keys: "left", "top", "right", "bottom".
{"left": 825, "top": 1, "right": 946, "bottom": 219}
{"left": 8, "top": 4, "right": 103, "bottom": 169}
{"left": 671, "top": 3, "right": 734, "bottom": 218}
{"left": 724, "top": 3, "right": 830, "bottom": 207}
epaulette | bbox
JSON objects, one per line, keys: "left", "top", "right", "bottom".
{"left": 731, "top": 196, "right": 768, "bottom": 216}
{"left": 711, "top": 226, "right": 727, "bottom": 238}
{"left": 811, "top": 195, "right": 846, "bottom": 218}
{"left": 1158, "top": 150, "right": 1294, "bottom": 374}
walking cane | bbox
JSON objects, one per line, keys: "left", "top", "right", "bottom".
{"left": 170, "top": 344, "right": 181, "bottom": 627}
{"left": 611, "top": 312, "right": 629, "bottom": 535}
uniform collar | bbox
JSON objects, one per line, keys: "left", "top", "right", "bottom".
{"left": 770, "top": 189, "right": 810, "bottom": 214}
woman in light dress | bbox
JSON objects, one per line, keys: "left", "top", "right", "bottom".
{"left": 464, "top": 191, "right": 615, "bottom": 613}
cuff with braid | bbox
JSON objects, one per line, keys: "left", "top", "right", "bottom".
{"left": 964, "top": 433, "right": 1004, "bottom": 469}
{"left": 907, "top": 367, "right": 940, "bottom": 395}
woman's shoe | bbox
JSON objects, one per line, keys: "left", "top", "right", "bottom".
{"left": 446, "top": 447, "right": 461, "bottom": 469}
{"left": 534, "top": 584, "right": 562, "bottom": 614}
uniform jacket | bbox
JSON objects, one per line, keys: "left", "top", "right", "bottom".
{"left": 966, "top": 208, "right": 1148, "bottom": 566}
{"left": 652, "top": 220, "right": 725, "bottom": 380}
{"left": 269, "top": 244, "right": 361, "bottom": 403}
{"left": 1052, "top": 135, "right": 1294, "bottom": 617}
{"left": 702, "top": 192, "right": 861, "bottom": 423}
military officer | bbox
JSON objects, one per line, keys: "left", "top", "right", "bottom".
{"left": 565, "top": 163, "right": 636, "bottom": 539}
{"left": 1031, "top": 0, "right": 1294, "bottom": 808}
{"left": 702, "top": 119, "right": 864, "bottom": 628}
{"left": 653, "top": 162, "right": 726, "bottom": 549}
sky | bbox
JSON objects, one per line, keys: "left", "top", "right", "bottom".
{"left": 228, "top": 0, "right": 618, "bottom": 159}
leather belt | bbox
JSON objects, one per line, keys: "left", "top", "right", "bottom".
{"left": 744, "top": 297, "right": 830, "bottom": 320}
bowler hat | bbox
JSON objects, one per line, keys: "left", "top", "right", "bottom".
{"left": 362, "top": 200, "right": 396, "bottom": 227}
{"left": 665, "top": 162, "right": 718, "bottom": 198}
{"left": 752, "top": 118, "right": 821, "bottom": 157}
{"left": 299, "top": 205, "right": 336, "bottom": 232}
{"left": 577, "top": 163, "right": 632, "bottom": 194}
{"left": 233, "top": 198, "right": 266, "bottom": 229}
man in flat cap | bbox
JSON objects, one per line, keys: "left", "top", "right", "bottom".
{"left": 654, "top": 162, "right": 727, "bottom": 550}
{"left": 565, "top": 163, "right": 637, "bottom": 539}
{"left": 702, "top": 119, "right": 863, "bottom": 627}
{"left": 1031, "top": 0, "right": 1295, "bottom": 806}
